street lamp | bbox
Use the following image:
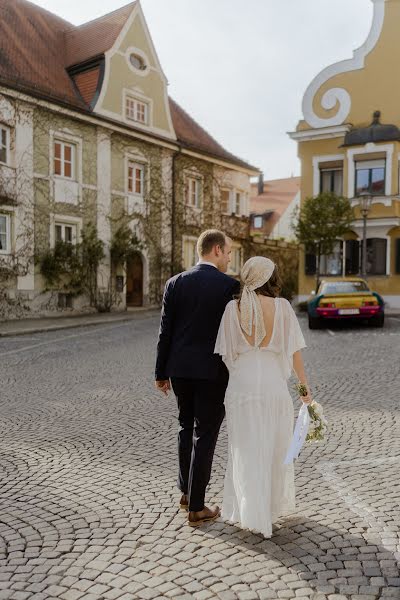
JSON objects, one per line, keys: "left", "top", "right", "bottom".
{"left": 358, "top": 191, "right": 372, "bottom": 278}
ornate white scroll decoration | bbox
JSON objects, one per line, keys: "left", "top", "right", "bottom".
{"left": 302, "top": 0, "right": 385, "bottom": 128}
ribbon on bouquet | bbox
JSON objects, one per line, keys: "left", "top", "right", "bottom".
{"left": 284, "top": 404, "right": 310, "bottom": 465}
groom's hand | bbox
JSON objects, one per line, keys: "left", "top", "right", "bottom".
{"left": 155, "top": 380, "right": 171, "bottom": 396}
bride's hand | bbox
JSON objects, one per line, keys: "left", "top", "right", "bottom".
{"left": 301, "top": 393, "right": 312, "bottom": 405}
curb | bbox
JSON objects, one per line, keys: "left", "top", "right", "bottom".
{"left": 0, "top": 309, "right": 160, "bottom": 338}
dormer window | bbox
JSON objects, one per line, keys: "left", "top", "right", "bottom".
{"left": 126, "top": 96, "right": 148, "bottom": 125}
{"left": 129, "top": 53, "right": 146, "bottom": 71}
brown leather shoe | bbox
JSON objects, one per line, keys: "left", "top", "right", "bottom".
{"left": 180, "top": 494, "right": 189, "bottom": 511}
{"left": 188, "top": 505, "right": 220, "bottom": 527}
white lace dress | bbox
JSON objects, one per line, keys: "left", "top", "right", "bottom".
{"left": 214, "top": 297, "right": 306, "bottom": 538}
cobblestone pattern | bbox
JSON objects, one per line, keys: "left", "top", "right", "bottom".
{"left": 0, "top": 315, "right": 399, "bottom": 600}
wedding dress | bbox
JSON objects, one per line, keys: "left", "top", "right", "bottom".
{"left": 214, "top": 297, "right": 306, "bottom": 538}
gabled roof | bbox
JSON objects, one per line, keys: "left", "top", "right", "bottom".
{"left": 64, "top": 3, "right": 135, "bottom": 68}
{"left": 0, "top": 0, "right": 258, "bottom": 172}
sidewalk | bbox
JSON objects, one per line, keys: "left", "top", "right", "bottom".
{"left": 0, "top": 307, "right": 160, "bottom": 337}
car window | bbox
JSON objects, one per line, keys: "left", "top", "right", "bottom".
{"left": 320, "top": 281, "right": 370, "bottom": 294}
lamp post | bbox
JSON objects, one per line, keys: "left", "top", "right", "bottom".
{"left": 358, "top": 191, "right": 372, "bottom": 278}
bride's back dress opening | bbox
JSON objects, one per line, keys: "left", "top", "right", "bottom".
{"left": 215, "top": 297, "right": 306, "bottom": 538}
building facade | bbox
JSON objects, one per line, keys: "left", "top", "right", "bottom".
{"left": 0, "top": 0, "right": 258, "bottom": 317}
{"left": 290, "top": 0, "right": 400, "bottom": 307}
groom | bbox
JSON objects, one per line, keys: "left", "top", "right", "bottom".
{"left": 155, "top": 229, "right": 240, "bottom": 526}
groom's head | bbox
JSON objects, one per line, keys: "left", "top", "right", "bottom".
{"left": 197, "top": 229, "right": 232, "bottom": 273}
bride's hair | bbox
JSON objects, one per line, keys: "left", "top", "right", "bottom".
{"left": 254, "top": 264, "right": 282, "bottom": 298}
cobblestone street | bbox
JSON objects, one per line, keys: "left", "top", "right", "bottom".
{"left": 0, "top": 314, "right": 399, "bottom": 600}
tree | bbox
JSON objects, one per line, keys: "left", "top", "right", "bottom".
{"left": 292, "top": 192, "right": 354, "bottom": 291}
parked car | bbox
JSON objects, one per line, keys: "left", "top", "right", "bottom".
{"left": 307, "top": 277, "right": 384, "bottom": 329}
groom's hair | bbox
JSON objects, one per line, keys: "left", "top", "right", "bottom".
{"left": 197, "top": 229, "right": 226, "bottom": 257}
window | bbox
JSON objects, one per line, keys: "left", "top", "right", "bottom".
{"left": 221, "top": 189, "right": 230, "bottom": 214}
{"left": 320, "top": 280, "right": 370, "bottom": 295}
{"left": 183, "top": 237, "right": 198, "bottom": 270}
{"left": 54, "top": 141, "right": 75, "bottom": 179}
{"left": 319, "top": 241, "right": 343, "bottom": 276}
{"left": 55, "top": 223, "right": 76, "bottom": 244}
{"left": 126, "top": 96, "right": 148, "bottom": 125}
{"left": 229, "top": 245, "right": 242, "bottom": 276}
{"left": 355, "top": 160, "right": 385, "bottom": 196}
{"left": 235, "top": 192, "right": 241, "bottom": 215}
{"left": 186, "top": 177, "right": 202, "bottom": 208}
{"left": 320, "top": 169, "right": 343, "bottom": 195}
{"left": 128, "top": 163, "right": 145, "bottom": 196}
{"left": 0, "top": 127, "right": 9, "bottom": 165}
{"left": 129, "top": 53, "right": 146, "bottom": 71}
{"left": 363, "top": 238, "right": 387, "bottom": 275}
{"left": 0, "top": 214, "right": 10, "bottom": 254}
{"left": 253, "top": 215, "right": 263, "bottom": 229}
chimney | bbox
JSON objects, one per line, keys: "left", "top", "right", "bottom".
{"left": 258, "top": 172, "right": 264, "bottom": 195}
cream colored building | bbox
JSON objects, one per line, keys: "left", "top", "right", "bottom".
{"left": 290, "top": 0, "right": 400, "bottom": 307}
{"left": 0, "top": 0, "right": 258, "bottom": 316}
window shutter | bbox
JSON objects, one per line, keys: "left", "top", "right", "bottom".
{"left": 396, "top": 239, "right": 400, "bottom": 274}
{"left": 305, "top": 250, "right": 316, "bottom": 275}
{"left": 345, "top": 240, "right": 360, "bottom": 275}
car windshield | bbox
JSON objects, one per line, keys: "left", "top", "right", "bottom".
{"left": 320, "top": 281, "right": 370, "bottom": 294}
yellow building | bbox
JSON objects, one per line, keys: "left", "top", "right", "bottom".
{"left": 290, "top": 0, "right": 400, "bottom": 308}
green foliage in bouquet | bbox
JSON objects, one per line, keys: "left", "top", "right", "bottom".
{"left": 295, "top": 383, "right": 327, "bottom": 442}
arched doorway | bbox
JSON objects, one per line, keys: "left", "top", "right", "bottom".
{"left": 126, "top": 252, "right": 143, "bottom": 307}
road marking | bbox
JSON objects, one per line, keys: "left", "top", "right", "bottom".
{"left": 0, "top": 322, "right": 134, "bottom": 357}
{"left": 327, "top": 329, "right": 335, "bottom": 336}
{"left": 317, "top": 457, "right": 400, "bottom": 552}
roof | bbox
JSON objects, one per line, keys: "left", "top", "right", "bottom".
{"left": 343, "top": 111, "right": 400, "bottom": 147}
{"left": 0, "top": 0, "right": 257, "bottom": 172}
{"left": 168, "top": 98, "right": 257, "bottom": 171}
{"left": 64, "top": 3, "right": 135, "bottom": 68}
{"left": 250, "top": 176, "right": 300, "bottom": 216}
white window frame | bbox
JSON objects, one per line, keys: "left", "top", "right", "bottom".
{"left": 186, "top": 177, "right": 202, "bottom": 209}
{"left": 0, "top": 125, "right": 10, "bottom": 166}
{"left": 125, "top": 95, "right": 149, "bottom": 125}
{"left": 49, "top": 214, "right": 82, "bottom": 249}
{"left": 0, "top": 213, "right": 11, "bottom": 255}
{"left": 253, "top": 215, "right": 263, "bottom": 229}
{"left": 127, "top": 162, "right": 145, "bottom": 197}
{"left": 312, "top": 154, "right": 344, "bottom": 196}
{"left": 182, "top": 235, "right": 198, "bottom": 270}
{"left": 54, "top": 222, "right": 77, "bottom": 245}
{"left": 220, "top": 188, "right": 231, "bottom": 215}
{"left": 347, "top": 144, "right": 393, "bottom": 199}
{"left": 53, "top": 139, "right": 76, "bottom": 180}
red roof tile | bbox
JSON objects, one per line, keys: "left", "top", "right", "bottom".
{"left": 250, "top": 176, "right": 300, "bottom": 216}
{"left": 64, "top": 3, "right": 135, "bottom": 68}
{"left": 72, "top": 67, "right": 102, "bottom": 106}
{"left": 0, "top": 0, "right": 258, "bottom": 171}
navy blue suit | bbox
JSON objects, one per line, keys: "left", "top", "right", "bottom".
{"left": 155, "top": 264, "right": 240, "bottom": 511}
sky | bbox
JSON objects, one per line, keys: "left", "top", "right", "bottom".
{"left": 34, "top": 0, "right": 374, "bottom": 180}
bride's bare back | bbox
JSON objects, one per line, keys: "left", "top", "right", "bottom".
{"left": 237, "top": 295, "right": 276, "bottom": 348}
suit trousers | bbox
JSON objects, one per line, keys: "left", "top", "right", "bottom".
{"left": 171, "top": 377, "right": 227, "bottom": 512}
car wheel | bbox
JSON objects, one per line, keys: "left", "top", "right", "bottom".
{"left": 370, "top": 313, "right": 384, "bottom": 328}
{"left": 308, "top": 315, "right": 322, "bottom": 330}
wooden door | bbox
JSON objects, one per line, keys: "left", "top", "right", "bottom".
{"left": 126, "top": 253, "right": 143, "bottom": 306}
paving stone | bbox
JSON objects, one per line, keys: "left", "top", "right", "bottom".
{"left": 0, "top": 316, "right": 399, "bottom": 600}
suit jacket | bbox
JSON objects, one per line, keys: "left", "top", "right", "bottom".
{"left": 155, "top": 264, "right": 240, "bottom": 381}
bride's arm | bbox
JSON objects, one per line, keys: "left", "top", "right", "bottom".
{"left": 293, "top": 350, "right": 312, "bottom": 404}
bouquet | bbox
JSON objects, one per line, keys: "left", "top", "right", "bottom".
{"left": 295, "top": 383, "right": 327, "bottom": 442}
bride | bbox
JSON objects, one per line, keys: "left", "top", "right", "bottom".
{"left": 214, "top": 256, "right": 311, "bottom": 538}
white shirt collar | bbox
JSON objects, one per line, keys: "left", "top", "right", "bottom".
{"left": 197, "top": 261, "right": 217, "bottom": 269}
